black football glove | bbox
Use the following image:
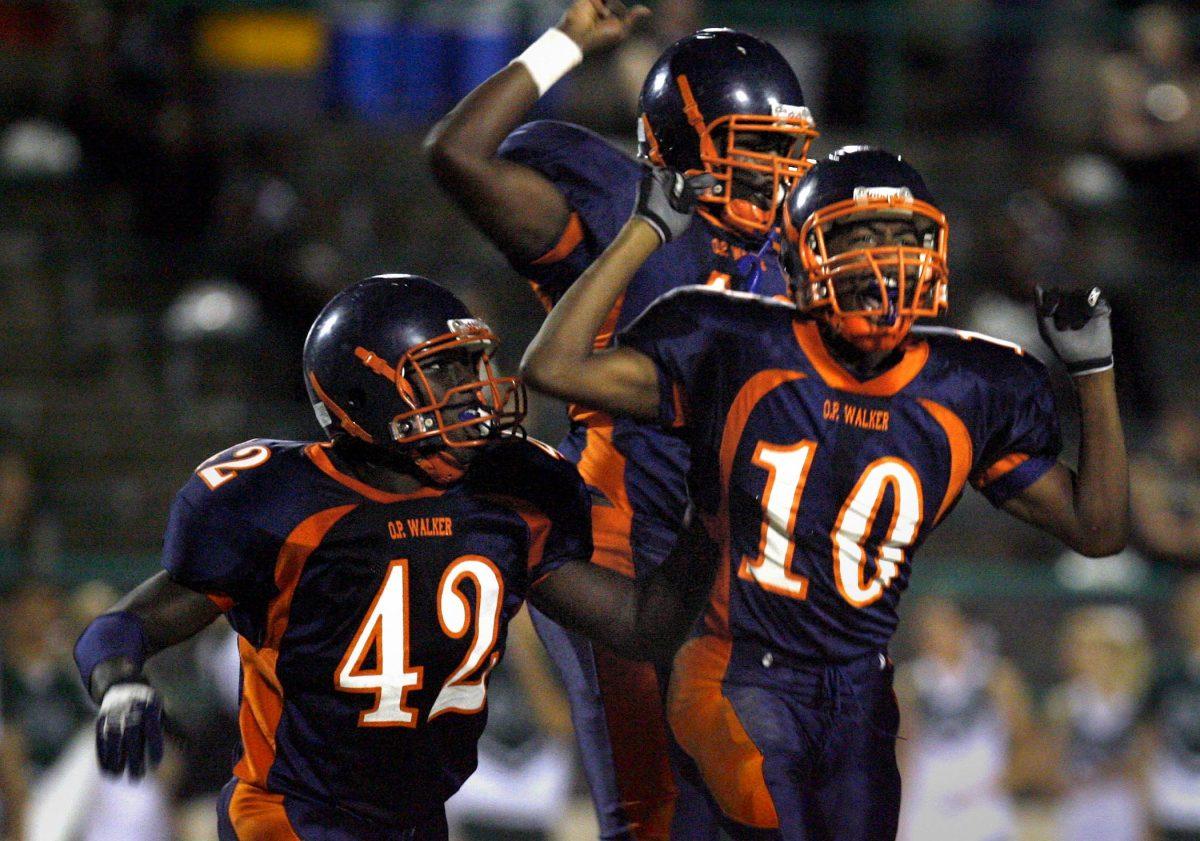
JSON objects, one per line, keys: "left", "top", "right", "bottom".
{"left": 634, "top": 166, "right": 718, "bottom": 244}
{"left": 1035, "top": 285, "right": 1114, "bottom": 376}
{"left": 95, "top": 680, "right": 164, "bottom": 778}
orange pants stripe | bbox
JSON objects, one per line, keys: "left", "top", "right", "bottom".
{"left": 667, "top": 635, "right": 779, "bottom": 830}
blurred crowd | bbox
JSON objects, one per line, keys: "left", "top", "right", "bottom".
{"left": 0, "top": 0, "right": 1197, "bottom": 839}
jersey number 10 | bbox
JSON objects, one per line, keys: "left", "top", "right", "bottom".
{"left": 739, "top": 441, "right": 923, "bottom": 608}
{"left": 335, "top": 556, "right": 504, "bottom": 728}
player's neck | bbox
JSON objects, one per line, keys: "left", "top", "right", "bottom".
{"left": 816, "top": 321, "right": 905, "bottom": 381}
{"left": 328, "top": 439, "right": 432, "bottom": 495}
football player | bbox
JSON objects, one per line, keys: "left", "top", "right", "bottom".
{"left": 424, "top": 2, "right": 817, "bottom": 836}
{"left": 520, "top": 149, "right": 1129, "bottom": 840}
{"left": 72, "top": 276, "right": 718, "bottom": 841}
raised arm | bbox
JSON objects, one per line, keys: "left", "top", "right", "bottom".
{"left": 521, "top": 167, "right": 715, "bottom": 418}
{"left": 423, "top": 0, "right": 648, "bottom": 264}
{"left": 531, "top": 506, "right": 719, "bottom": 663}
{"left": 1002, "top": 288, "right": 1129, "bottom": 556}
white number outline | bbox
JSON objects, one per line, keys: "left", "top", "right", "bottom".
{"left": 335, "top": 559, "right": 425, "bottom": 728}
{"left": 737, "top": 441, "right": 816, "bottom": 599}
{"left": 197, "top": 445, "right": 271, "bottom": 490}
{"left": 831, "top": 457, "right": 924, "bottom": 608}
{"left": 742, "top": 442, "right": 925, "bottom": 608}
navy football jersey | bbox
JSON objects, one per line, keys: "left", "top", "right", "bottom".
{"left": 619, "top": 289, "right": 1061, "bottom": 661}
{"left": 498, "top": 120, "right": 790, "bottom": 577}
{"left": 162, "top": 436, "right": 590, "bottom": 835}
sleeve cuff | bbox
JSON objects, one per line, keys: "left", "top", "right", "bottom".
{"left": 975, "top": 454, "right": 1057, "bottom": 507}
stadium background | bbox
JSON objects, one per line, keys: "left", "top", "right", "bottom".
{"left": 0, "top": 0, "right": 1197, "bottom": 838}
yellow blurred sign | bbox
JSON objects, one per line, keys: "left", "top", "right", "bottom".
{"left": 198, "top": 11, "right": 326, "bottom": 73}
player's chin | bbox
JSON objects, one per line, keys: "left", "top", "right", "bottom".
{"left": 730, "top": 177, "right": 774, "bottom": 210}
{"left": 836, "top": 316, "right": 910, "bottom": 353}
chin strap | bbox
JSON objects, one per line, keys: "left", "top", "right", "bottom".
{"left": 829, "top": 314, "right": 912, "bottom": 354}
{"left": 412, "top": 451, "right": 467, "bottom": 485}
{"left": 720, "top": 198, "right": 775, "bottom": 237}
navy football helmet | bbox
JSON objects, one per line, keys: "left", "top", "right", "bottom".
{"left": 637, "top": 29, "right": 818, "bottom": 237}
{"left": 783, "top": 147, "right": 949, "bottom": 353}
{"left": 303, "top": 275, "right": 525, "bottom": 482}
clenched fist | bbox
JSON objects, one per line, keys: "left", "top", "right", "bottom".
{"left": 557, "top": 0, "right": 651, "bottom": 56}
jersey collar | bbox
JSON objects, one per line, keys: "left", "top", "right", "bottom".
{"left": 792, "top": 319, "right": 929, "bottom": 396}
{"left": 305, "top": 443, "right": 444, "bottom": 503}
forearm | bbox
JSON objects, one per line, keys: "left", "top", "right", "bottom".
{"left": 534, "top": 511, "right": 719, "bottom": 662}
{"left": 426, "top": 65, "right": 539, "bottom": 173}
{"left": 1072, "top": 369, "right": 1129, "bottom": 554}
{"left": 555, "top": 571, "right": 703, "bottom": 664}
{"left": 521, "top": 218, "right": 660, "bottom": 402}
{"left": 75, "top": 572, "right": 221, "bottom": 702}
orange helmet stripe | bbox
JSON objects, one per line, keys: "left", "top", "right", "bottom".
{"left": 308, "top": 371, "right": 374, "bottom": 443}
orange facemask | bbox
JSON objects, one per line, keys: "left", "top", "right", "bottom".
{"left": 640, "top": 74, "right": 818, "bottom": 237}
{"left": 785, "top": 195, "right": 950, "bottom": 352}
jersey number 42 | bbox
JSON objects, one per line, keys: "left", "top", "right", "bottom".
{"left": 335, "top": 556, "right": 504, "bottom": 728}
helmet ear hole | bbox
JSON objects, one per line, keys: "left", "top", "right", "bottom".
{"left": 345, "top": 386, "right": 367, "bottom": 410}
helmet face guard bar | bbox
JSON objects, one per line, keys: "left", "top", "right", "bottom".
{"left": 386, "top": 327, "right": 527, "bottom": 450}
{"left": 645, "top": 74, "right": 818, "bottom": 235}
{"left": 787, "top": 196, "right": 949, "bottom": 346}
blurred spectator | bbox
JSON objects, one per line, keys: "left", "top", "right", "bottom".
{"left": 965, "top": 187, "right": 1158, "bottom": 424}
{"left": 896, "top": 596, "right": 1034, "bottom": 841}
{"left": 0, "top": 448, "right": 34, "bottom": 563}
{"left": 1043, "top": 605, "right": 1152, "bottom": 841}
{"left": 0, "top": 578, "right": 88, "bottom": 778}
{"left": 1098, "top": 3, "right": 1200, "bottom": 260}
{"left": 966, "top": 189, "right": 1069, "bottom": 364}
{"left": 146, "top": 621, "right": 240, "bottom": 813}
{"left": 903, "top": 0, "right": 989, "bottom": 131}
{"left": 1143, "top": 574, "right": 1200, "bottom": 840}
{"left": 0, "top": 710, "right": 27, "bottom": 841}
{"left": 0, "top": 443, "right": 63, "bottom": 576}
{"left": 1130, "top": 403, "right": 1200, "bottom": 566}
{"left": 64, "top": 0, "right": 219, "bottom": 255}
{"left": 45, "top": 581, "right": 173, "bottom": 841}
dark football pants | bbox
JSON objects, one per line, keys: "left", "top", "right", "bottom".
{"left": 217, "top": 777, "right": 449, "bottom": 841}
{"left": 670, "top": 638, "right": 902, "bottom": 841}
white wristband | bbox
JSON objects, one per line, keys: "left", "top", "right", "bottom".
{"left": 511, "top": 28, "right": 583, "bottom": 97}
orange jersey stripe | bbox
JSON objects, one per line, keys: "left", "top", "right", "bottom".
{"left": 305, "top": 443, "right": 444, "bottom": 504}
{"left": 207, "top": 592, "right": 235, "bottom": 612}
{"left": 478, "top": 493, "right": 553, "bottom": 577}
{"left": 228, "top": 779, "right": 302, "bottom": 840}
{"left": 531, "top": 212, "right": 585, "bottom": 266}
{"left": 234, "top": 504, "right": 356, "bottom": 787}
{"left": 792, "top": 320, "right": 929, "bottom": 397}
{"left": 917, "top": 398, "right": 975, "bottom": 524}
{"left": 574, "top": 422, "right": 636, "bottom": 578}
{"left": 234, "top": 639, "right": 286, "bottom": 788}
